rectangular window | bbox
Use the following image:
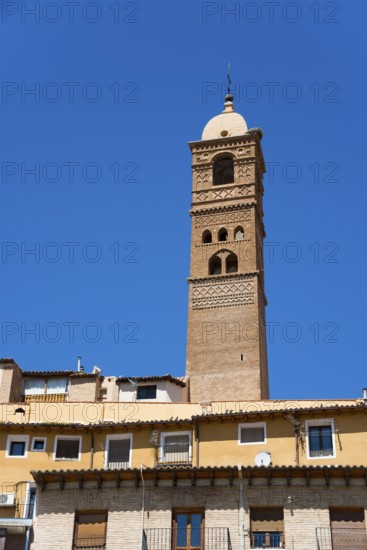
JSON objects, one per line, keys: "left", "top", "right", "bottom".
{"left": 6, "top": 435, "right": 29, "bottom": 458}
{"left": 306, "top": 419, "right": 335, "bottom": 459}
{"left": 160, "top": 432, "right": 191, "bottom": 465}
{"left": 250, "top": 508, "right": 285, "bottom": 548}
{"left": 137, "top": 385, "right": 157, "bottom": 400}
{"left": 54, "top": 436, "right": 81, "bottom": 460}
{"left": 24, "top": 379, "right": 45, "bottom": 396}
{"left": 239, "top": 422, "right": 266, "bottom": 445}
{"left": 24, "top": 378, "right": 69, "bottom": 397}
{"left": 46, "top": 378, "right": 68, "bottom": 394}
{"left": 330, "top": 508, "right": 367, "bottom": 550}
{"left": 173, "top": 510, "right": 204, "bottom": 550}
{"left": 105, "top": 435, "right": 132, "bottom": 469}
{"left": 10, "top": 441, "right": 26, "bottom": 456}
{"left": 73, "top": 511, "right": 107, "bottom": 550}
{"left": 31, "top": 437, "right": 46, "bottom": 452}
{"left": 26, "top": 488, "right": 36, "bottom": 519}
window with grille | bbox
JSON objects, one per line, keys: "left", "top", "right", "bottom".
{"left": 106, "top": 436, "right": 131, "bottom": 469}
{"left": 239, "top": 422, "right": 266, "bottom": 445}
{"left": 250, "top": 508, "right": 285, "bottom": 548}
{"left": 161, "top": 433, "right": 191, "bottom": 464}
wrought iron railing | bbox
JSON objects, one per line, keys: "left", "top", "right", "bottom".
{"left": 143, "top": 527, "right": 231, "bottom": 550}
{"left": 155, "top": 443, "right": 192, "bottom": 466}
{"left": 251, "top": 531, "right": 285, "bottom": 548}
{"left": 73, "top": 537, "right": 106, "bottom": 549}
{"left": 316, "top": 527, "right": 367, "bottom": 550}
{"left": 106, "top": 460, "right": 130, "bottom": 470}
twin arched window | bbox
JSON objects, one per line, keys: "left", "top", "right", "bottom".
{"left": 209, "top": 251, "right": 238, "bottom": 275}
{"left": 213, "top": 155, "right": 234, "bottom": 185}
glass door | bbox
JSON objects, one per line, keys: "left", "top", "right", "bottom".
{"left": 173, "top": 511, "right": 204, "bottom": 550}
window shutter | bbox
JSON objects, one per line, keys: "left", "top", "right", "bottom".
{"left": 330, "top": 508, "right": 366, "bottom": 550}
{"left": 241, "top": 427, "right": 264, "bottom": 444}
{"left": 75, "top": 512, "right": 107, "bottom": 540}
{"left": 163, "top": 435, "right": 190, "bottom": 462}
{"left": 251, "top": 508, "right": 284, "bottom": 531}
{"left": 108, "top": 439, "right": 130, "bottom": 467}
{"left": 330, "top": 508, "right": 365, "bottom": 527}
{"left": 56, "top": 439, "right": 80, "bottom": 459}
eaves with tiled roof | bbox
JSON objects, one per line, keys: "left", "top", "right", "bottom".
{"left": 31, "top": 464, "right": 367, "bottom": 490}
{"left": 23, "top": 370, "right": 97, "bottom": 377}
{"left": 117, "top": 374, "right": 186, "bottom": 387}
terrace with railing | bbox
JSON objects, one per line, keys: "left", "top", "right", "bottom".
{"left": 316, "top": 527, "right": 367, "bottom": 550}
{"left": 143, "top": 527, "right": 232, "bottom": 550}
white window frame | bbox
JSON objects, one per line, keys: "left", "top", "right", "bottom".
{"left": 305, "top": 418, "right": 336, "bottom": 460}
{"left": 23, "top": 482, "right": 36, "bottom": 519}
{"left": 104, "top": 434, "right": 132, "bottom": 469}
{"left": 238, "top": 422, "right": 267, "bottom": 446}
{"left": 6, "top": 435, "right": 29, "bottom": 458}
{"left": 31, "top": 437, "right": 47, "bottom": 452}
{"left": 160, "top": 431, "right": 192, "bottom": 463}
{"left": 54, "top": 435, "right": 82, "bottom": 461}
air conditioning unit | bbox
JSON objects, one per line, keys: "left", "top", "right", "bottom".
{"left": 0, "top": 493, "right": 15, "bottom": 506}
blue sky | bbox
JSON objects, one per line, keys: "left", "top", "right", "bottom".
{"left": 0, "top": 1, "right": 366, "bottom": 400}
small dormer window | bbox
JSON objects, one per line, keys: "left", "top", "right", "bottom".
{"left": 137, "top": 385, "right": 157, "bottom": 400}
{"left": 213, "top": 155, "right": 234, "bottom": 185}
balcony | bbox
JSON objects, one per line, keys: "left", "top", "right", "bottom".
{"left": 143, "top": 527, "right": 232, "bottom": 550}
{"left": 73, "top": 537, "right": 106, "bottom": 550}
{"left": 23, "top": 393, "right": 67, "bottom": 403}
{"left": 251, "top": 531, "right": 285, "bottom": 548}
{"left": 316, "top": 527, "right": 367, "bottom": 549}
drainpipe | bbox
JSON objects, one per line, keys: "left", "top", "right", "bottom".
{"left": 140, "top": 465, "right": 145, "bottom": 550}
{"left": 90, "top": 428, "right": 94, "bottom": 469}
{"left": 237, "top": 464, "right": 245, "bottom": 550}
{"left": 24, "top": 526, "right": 31, "bottom": 550}
{"left": 194, "top": 423, "right": 199, "bottom": 467}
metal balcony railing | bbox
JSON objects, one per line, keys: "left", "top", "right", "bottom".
{"left": 316, "top": 527, "right": 367, "bottom": 550}
{"left": 143, "top": 527, "right": 231, "bottom": 550}
{"left": 155, "top": 443, "right": 192, "bottom": 466}
{"left": 73, "top": 537, "right": 106, "bottom": 549}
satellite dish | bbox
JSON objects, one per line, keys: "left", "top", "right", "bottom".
{"left": 255, "top": 451, "right": 272, "bottom": 467}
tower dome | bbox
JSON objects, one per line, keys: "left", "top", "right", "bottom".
{"left": 202, "top": 96, "right": 248, "bottom": 140}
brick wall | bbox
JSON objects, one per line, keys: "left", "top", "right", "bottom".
{"left": 68, "top": 377, "right": 97, "bottom": 402}
{"left": 30, "top": 479, "right": 367, "bottom": 550}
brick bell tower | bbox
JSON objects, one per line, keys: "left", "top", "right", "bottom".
{"left": 186, "top": 91, "right": 269, "bottom": 402}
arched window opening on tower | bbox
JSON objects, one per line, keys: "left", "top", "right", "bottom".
{"left": 218, "top": 228, "right": 228, "bottom": 242}
{"left": 226, "top": 253, "right": 238, "bottom": 273}
{"left": 213, "top": 155, "right": 234, "bottom": 185}
{"left": 209, "top": 255, "right": 222, "bottom": 275}
{"left": 234, "top": 226, "right": 244, "bottom": 240}
{"left": 202, "top": 230, "right": 212, "bottom": 244}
